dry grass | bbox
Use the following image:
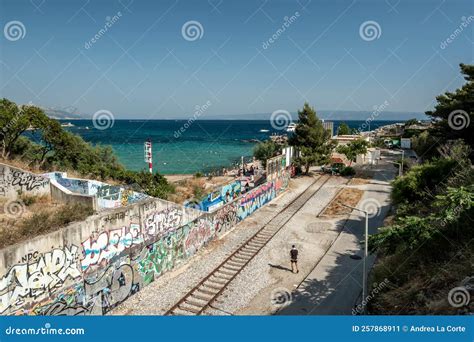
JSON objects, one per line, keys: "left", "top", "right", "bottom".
{"left": 350, "top": 177, "right": 370, "bottom": 186}
{"left": 0, "top": 201, "right": 94, "bottom": 249}
{"left": 321, "top": 187, "right": 364, "bottom": 216}
{"left": 168, "top": 175, "right": 235, "bottom": 204}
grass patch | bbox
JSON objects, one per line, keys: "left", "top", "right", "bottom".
{"left": 0, "top": 203, "right": 94, "bottom": 249}
{"left": 321, "top": 187, "right": 364, "bottom": 216}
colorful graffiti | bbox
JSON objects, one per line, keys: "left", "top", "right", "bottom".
{"left": 0, "top": 246, "right": 81, "bottom": 315}
{"left": 81, "top": 224, "right": 143, "bottom": 271}
{"left": 184, "top": 219, "right": 214, "bottom": 256}
{"left": 0, "top": 171, "right": 290, "bottom": 316}
{"left": 46, "top": 173, "right": 149, "bottom": 209}
{"left": 238, "top": 181, "right": 276, "bottom": 221}
{"left": 186, "top": 180, "right": 241, "bottom": 212}
{"left": 56, "top": 178, "right": 89, "bottom": 195}
{"left": 137, "top": 228, "right": 187, "bottom": 286}
{"left": 212, "top": 201, "right": 238, "bottom": 234}
{"left": 83, "top": 262, "right": 141, "bottom": 315}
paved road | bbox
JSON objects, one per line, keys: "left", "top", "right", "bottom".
{"left": 278, "top": 151, "right": 398, "bottom": 315}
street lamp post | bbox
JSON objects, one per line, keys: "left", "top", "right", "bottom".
{"left": 339, "top": 202, "right": 369, "bottom": 313}
{"left": 399, "top": 149, "right": 404, "bottom": 177}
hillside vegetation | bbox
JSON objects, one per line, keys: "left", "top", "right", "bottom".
{"left": 368, "top": 64, "right": 474, "bottom": 314}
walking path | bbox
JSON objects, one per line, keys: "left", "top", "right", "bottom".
{"left": 277, "top": 155, "right": 397, "bottom": 315}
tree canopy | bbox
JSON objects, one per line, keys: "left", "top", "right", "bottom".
{"left": 337, "top": 122, "right": 351, "bottom": 135}
{"left": 289, "top": 103, "right": 334, "bottom": 174}
{"left": 426, "top": 63, "right": 474, "bottom": 157}
{"left": 253, "top": 140, "right": 278, "bottom": 168}
{"left": 336, "top": 138, "right": 369, "bottom": 165}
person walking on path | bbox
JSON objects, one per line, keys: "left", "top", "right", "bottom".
{"left": 290, "top": 245, "right": 299, "bottom": 273}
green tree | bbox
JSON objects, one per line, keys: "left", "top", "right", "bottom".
{"left": 253, "top": 140, "right": 277, "bottom": 168}
{"left": 337, "top": 122, "right": 351, "bottom": 135}
{"left": 426, "top": 63, "right": 474, "bottom": 156}
{"left": 289, "top": 103, "right": 334, "bottom": 174}
{"left": 29, "top": 114, "right": 64, "bottom": 167}
{"left": 0, "top": 100, "right": 44, "bottom": 159}
{"left": 336, "top": 138, "right": 369, "bottom": 166}
{"left": 411, "top": 130, "right": 438, "bottom": 160}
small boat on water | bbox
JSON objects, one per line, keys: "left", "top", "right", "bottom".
{"left": 61, "top": 122, "right": 74, "bottom": 127}
{"left": 286, "top": 123, "right": 297, "bottom": 132}
{"left": 259, "top": 129, "right": 269, "bottom": 132}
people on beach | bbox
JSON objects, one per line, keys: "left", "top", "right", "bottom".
{"left": 290, "top": 245, "right": 299, "bottom": 273}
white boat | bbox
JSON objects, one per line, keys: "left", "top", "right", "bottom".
{"left": 61, "top": 122, "right": 74, "bottom": 127}
{"left": 259, "top": 129, "right": 269, "bottom": 132}
{"left": 286, "top": 123, "right": 297, "bottom": 132}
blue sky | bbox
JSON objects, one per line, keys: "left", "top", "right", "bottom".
{"left": 0, "top": 0, "right": 472, "bottom": 119}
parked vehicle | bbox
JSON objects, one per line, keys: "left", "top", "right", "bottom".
{"left": 322, "top": 162, "right": 345, "bottom": 175}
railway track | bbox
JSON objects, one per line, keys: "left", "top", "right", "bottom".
{"left": 165, "top": 174, "right": 332, "bottom": 316}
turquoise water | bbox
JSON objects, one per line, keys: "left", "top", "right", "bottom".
{"left": 63, "top": 120, "right": 400, "bottom": 174}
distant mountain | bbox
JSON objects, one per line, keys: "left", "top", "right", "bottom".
{"left": 199, "top": 110, "right": 427, "bottom": 121}
{"left": 42, "top": 107, "right": 85, "bottom": 120}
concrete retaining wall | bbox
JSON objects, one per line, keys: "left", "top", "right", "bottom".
{"left": 0, "top": 172, "right": 290, "bottom": 316}
{"left": 52, "top": 175, "right": 149, "bottom": 210}
{"left": 0, "top": 163, "right": 50, "bottom": 199}
{"left": 50, "top": 180, "right": 98, "bottom": 211}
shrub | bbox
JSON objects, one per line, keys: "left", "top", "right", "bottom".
{"left": 0, "top": 203, "right": 94, "bottom": 249}
{"left": 340, "top": 166, "right": 355, "bottom": 176}
{"left": 19, "top": 194, "right": 37, "bottom": 206}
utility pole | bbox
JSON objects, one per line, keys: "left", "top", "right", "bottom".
{"left": 338, "top": 202, "right": 369, "bottom": 313}
{"left": 400, "top": 149, "right": 404, "bottom": 177}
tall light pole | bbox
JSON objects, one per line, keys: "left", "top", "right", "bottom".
{"left": 400, "top": 149, "right": 404, "bottom": 177}
{"left": 339, "top": 202, "right": 369, "bottom": 313}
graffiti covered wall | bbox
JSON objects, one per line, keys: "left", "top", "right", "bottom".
{"left": 0, "top": 163, "right": 50, "bottom": 199}
{"left": 48, "top": 174, "right": 149, "bottom": 210}
{"left": 185, "top": 180, "right": 241, "bottom": 212}
{"left": 0, "top": 169, "right": 289, "bottom": 316}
